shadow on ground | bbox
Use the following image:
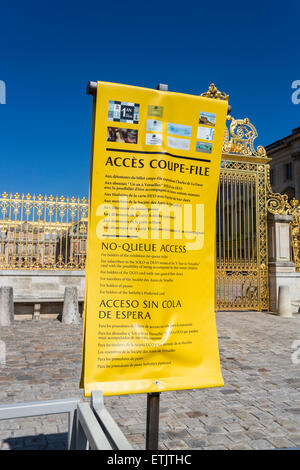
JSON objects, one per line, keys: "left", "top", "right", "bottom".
{"left": 4, "top": 432, "right": 68, "bottom": 450}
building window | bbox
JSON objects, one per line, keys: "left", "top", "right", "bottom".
{"left": 285, "top": 162, "right": 293, "bottom": 180}
{"left": 285, "top": 186, "right": 295, "bottom": 201}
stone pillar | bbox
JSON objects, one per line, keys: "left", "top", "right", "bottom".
{"left": 268, "top": 213, "right": 295, "bottom": 313}
{"left": 278, "top": 285, "right": 293, "bottom": 317}
{"left": 33, "top": 303, "right": 41, "bottom": 321}
{"left": 62, "top": 287, "right": 80, "bottom": 324}
{"left": 0, "top": 286, "right": 14, "bottom": 326}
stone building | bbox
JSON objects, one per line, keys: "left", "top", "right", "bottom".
{"left": 266, "top": 126, "right": 300, "bottom": 200}
{"left": 0, "top": 222, "right": 57, "bottom": 267}
{"left": 0, "top": 220, "right": 87, "bottom": 269}
{"left": 57, "top": 219, "right": 87, "bottom": 267}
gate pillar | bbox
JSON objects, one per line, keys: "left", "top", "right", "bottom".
{"left": 267, "top": 213, "right": 296, "bottom": 313}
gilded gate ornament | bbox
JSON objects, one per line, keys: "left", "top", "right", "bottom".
{"left": 201, "top": 83, "right": 229, "bottom": 101}
{"left": 223, "top": 116, "right": 267, "bottom": 157}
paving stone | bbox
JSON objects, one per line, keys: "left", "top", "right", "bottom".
{"left": 40, "top": 425, "right": 58, "bottom": 434}
{"left": 228, "top": 443, "right": 253, "bottom": 450}
{"left": 204, "top": 425, "right": 226, "bottom": 434}
{"left": 289, "top": 434, "right": 300, "bottom": 445}
{"left": 166, "top": 430, "right": 190, "bottom": 440}
{"left": 246, "top": 430, "right": 268, "bottom": 440}
{"left": 227, "top": 431, "right": 248, "bottom": 443}
{"left": 0, "top": 422, "right": 20, "bottom": 431}
{"left": 164, "top": 439, "right": 190, "bottom": 450}
{"left": 165, "top": 420, "right": 187, "bottom": 431}
{"left": 267, "top": 437, "right": 296, "bottom": 449}
{"left": 186, "top": 411, "right": 206, "bottom": 418}
{"left": 207, "top": 434, "right": 233, "bottom": 447}
{"left": 204, "top": 444, "right": 228, "bottom": 450}
{"left": 12, "top": 428, "right": 37, "bottom": 437}
{"left": 186, "top": 427, "right": 207, "bottom": 438}
{"left": 125, "top": 424, "right": 146, "bottom": 433}
{"left": 223, "top": 422, "right": 244, "bottom": 433}
{"left": 127, "top": 433, "right": 145, "bottom": 445}
{"left": 251, "top": 439, "right": 274, "bottom": 450}
{"left": 184, "top": 438, "right": 208, "bottom": 448}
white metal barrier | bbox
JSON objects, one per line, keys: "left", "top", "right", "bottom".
{"left": 0, "top": 391, "right": 132, "bottom": 450}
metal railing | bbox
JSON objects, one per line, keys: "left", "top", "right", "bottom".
{"left": 0, "top": 193, "right": 88, "bottom": 270}
{"left": 0, "top": 397, "right": 80, "bottom": 449}
{"left": 77, "top": 391, "right": 132, "bottom": 450}
{"left": 0, "top": 391, "right": 132, "bottom": 450}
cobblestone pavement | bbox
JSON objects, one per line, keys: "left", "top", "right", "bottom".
{"left": 0, "top": 312, "right": 300, "bottom": 450}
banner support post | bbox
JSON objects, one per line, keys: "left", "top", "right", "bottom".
{"left": 86, "top": 81, "right": 97, "bottom": 96}
{"left": 146, "top": 392, "right": 160, "bottom": 450}
{"left": 144, "top": 82, "right": 168, "bottom": 452}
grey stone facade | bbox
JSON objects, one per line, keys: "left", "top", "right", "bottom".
{"left": 0, "top": 270, "right": 85, "bottom": 319}
{"left": 267, "top": 127, "right": 300, "bottom": 201}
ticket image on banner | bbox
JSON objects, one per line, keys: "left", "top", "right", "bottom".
{"left": 81, "top": 81, "right": 228, "bottom": 397}
{"left": 196, "top": 141, "right": 213, "bottom": 153}
{"left": 197, "top": 126, "right": 215, "bottom": 141}
{"left": 146, "top": 119, "right": 163, "bottom": 132}
{"left": 108, "top": 100, "right": 140, "bottom": 124}
{"left": 107, "top": 127, "right": 138, "bottom": 144}
{"left": 199, "top": 111, "right": 216, "bottom": 127}
{"left": 148, "top": 105, "right": 163, "bottom": 118}
{"left": 146, "top": 133, "right": 163, "bottom": 145}
{"left": 167, "top": 135, "right": 190, "bottom": 151}
{"left": 167, "top": 122, "right": 192, "bottom": 138}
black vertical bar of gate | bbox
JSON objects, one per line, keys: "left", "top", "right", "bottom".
{"left": 146, "top": 392, "right": 160, "bottom": 450}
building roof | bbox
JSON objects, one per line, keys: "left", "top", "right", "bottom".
{"left": 266, "top": 127, "right": 300, "bottom": 153}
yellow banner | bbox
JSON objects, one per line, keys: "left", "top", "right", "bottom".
{"left": 80, "top": 81, "right": 228, "bottom": 396}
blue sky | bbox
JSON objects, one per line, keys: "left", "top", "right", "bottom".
{"left": 0, "top": 0, "right": 299, "bottom": 198}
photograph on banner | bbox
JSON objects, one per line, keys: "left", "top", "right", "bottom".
{"left": 146, "top": 119, "right": 163, "bottom": 132}
{"left": 196, "top": 141, "right": 213, "bottom": 153}
{"left": 108, "top": 100, "right": 140, "bottom": 123}
{"left": 148, "top": 105, "right": 164, "bottom": 118}
{"left": 107, "top": 127, "right": 138, "bottom": 144}
{"left": 167, "top": 123, "right": 192, "bottom": 138}
{"left": 146, "top": 133, "right": 163, "bottom": 145}
{"left": 167, "top": 135, "right": 191, "bottom": 151}
{"left": 199, "top": 111, "right": 216, "bottom": 127}
{"left": 197, "top": 126, "right": 214, "bottom": 141}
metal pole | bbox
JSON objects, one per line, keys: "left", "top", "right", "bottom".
{"left": 146, "top": 392, "right": 160, "bottom": 450}
{"left": 86, "top": 81, "right": 97, "bottom": 96}
{"left": 145, "top": 83, "right": 167, "bottom": 452}
{"left": 157, "top": 83, "right": 168, "bottom": 91}
{"left": 87, "top": 81, "right": 168, "bottom": 95}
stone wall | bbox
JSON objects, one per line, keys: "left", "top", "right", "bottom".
{"left": 0, "top": 270, "right": 85, "bottom": 319}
